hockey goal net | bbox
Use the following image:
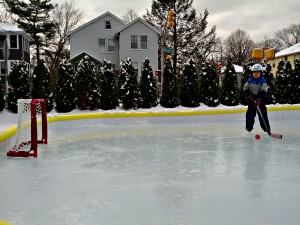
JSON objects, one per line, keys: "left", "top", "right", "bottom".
{"left": 7, "top": 99, "right": 48, "bottom": 157}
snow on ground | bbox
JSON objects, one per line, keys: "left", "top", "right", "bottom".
{"left": 0, "top": 109, "right": 19, "bottom": 131}
{"left": 0, "top": 104, "right": 247, "bottom": 132}
{"left": 1, "top": 103, "right": 300, "bottom": 135}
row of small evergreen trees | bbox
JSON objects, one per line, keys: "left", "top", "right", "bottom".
{"left": 0, "top": 57, "right": 300, "bottom": 114}
{"left": 0, "top": 56, "right": 158, "bottom": 113}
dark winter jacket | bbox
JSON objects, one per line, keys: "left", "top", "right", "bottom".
{"left": 243, "top": 75, "right": 268, "bottom": 99}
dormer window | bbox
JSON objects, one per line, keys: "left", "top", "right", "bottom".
{"left": 105, "top": 21, "right": 111, "bottom": 30}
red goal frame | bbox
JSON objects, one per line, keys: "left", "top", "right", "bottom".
{"left": 7, "top": 99, "right": 48, "bottom": 157}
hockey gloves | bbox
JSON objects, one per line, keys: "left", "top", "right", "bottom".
{"left": 248, "top": 95, "right": 261, "bottom": 108}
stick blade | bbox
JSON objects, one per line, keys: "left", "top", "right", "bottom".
{"left": 270, "top": 133, "right": 282, "bottom": 139}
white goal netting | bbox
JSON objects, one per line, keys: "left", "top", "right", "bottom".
{"left": 11, "top": 99, "right": 44, "bottom": 152}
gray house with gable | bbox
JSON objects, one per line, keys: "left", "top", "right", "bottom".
{"left": 0, "top": 23, "right": 33, "bottom": 77}
{"left": 68, "top": 11, "right": 161, "bottom": 77}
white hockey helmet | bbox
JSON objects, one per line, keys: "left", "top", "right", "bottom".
{"left": 251, "top": 64, "right": 264, "bottom": 72}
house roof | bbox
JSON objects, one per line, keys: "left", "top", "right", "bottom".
{"left": 69, "top": 52, "right": 102, "bottom": 64}
{"left": 275, "top": 42, "right": 300, "bottom": 58}
{"left": 221, "top": 64, "right": 243, "bottom": 73}
{"left": 116, "top": 17, "right": 161, "bottom": 35}
{"left": 0, "top": 22, "right": 33, "bottom": 40}
{"left": 234, "top": 64, "right": 243, "bottom": 73}
{"left": 68, "top": 11, "right": 125, "bottom": 36}
{"left": 0, "top": 23, "right": 24, "bottom": 32}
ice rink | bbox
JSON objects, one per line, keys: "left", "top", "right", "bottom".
{"left": 1, "top": 115, "right": 300, "bottom": 225}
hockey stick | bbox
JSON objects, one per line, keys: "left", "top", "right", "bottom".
{"left": 256, "top": 105, "right": 282, "bottom": 139}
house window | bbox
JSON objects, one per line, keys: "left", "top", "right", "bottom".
{"left": 10, "top": 35, "right": 18, "bottom": 48}
{"left": 141, "top": 35, "right": 147, "bottom": 49}
{"left": 107, "top": 39, "right": 115, "bottom": 52}
{"left": 99, "top": 39, "right": 106, "bottom": 53}
{"left": 99, "top": 38, "right": 115, "bottom": 53}
{"left": 130, "top": 35, "right": 148, "bottom": 49}
{"left": 0, "top": 35, "right": 6, "bottom": 49}
{"left": 131, "top": 35, "right": 138, "bottom": 49}
{"left": 105, "top": 21, "right": 111, "bottom": 30}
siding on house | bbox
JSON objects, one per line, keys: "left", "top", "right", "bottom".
{"left": 69, "top": 12, "right": 125, "bottom": 70}
{"left": 0, "top": 23, "right": 33, "bottom": 76}
{"left": 218, "top": 64, "right": 243, "bottom": 88}
{"left": 118, "top": 20, "right": 159, "bottom": 78}
{"left": 69, "top": 12, "right": 160, "bottom": 78}
{"left": 269, "top": 43, "right": 300, "bottom": 75}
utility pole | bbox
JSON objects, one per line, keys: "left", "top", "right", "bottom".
{"left": 160, "top": 0, "right": 176, "bottom": 96}
{"left": 160, "top": 26, "right": 166, "bottom": 97}
{"left": 2, "top": 37, "right": 9, "bottom": 103}
{"left": 172, "top": 0, "right": 177, "bottom": 74}
{"left": 166, "top": 0, "right": 177, "bottom": 72}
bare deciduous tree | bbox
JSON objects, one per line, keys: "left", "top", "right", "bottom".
{"left": 206, "top": 36, "right": 225, "bottom": 66}
{"left": 256, "top": 35, "right": 283, "bottom": 53}
{"left": 121, "top": 9, "right": 139, "bottom": 23}
{"left": 275, "top": 23, "right": 300, "bottom": 49}
{"left": 45, "top": 0, "right": 84, "bottom": 93}
{"left": 223, "top": 29, "right": 254, "bottom": 66}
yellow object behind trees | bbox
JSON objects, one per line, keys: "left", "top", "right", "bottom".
{"left": 252, "top": 48, "right": 275, "bottom": 60}
{"left": 252, "top": 48, "right": 264, "bottom": 59}
{"left": 265, "top": 48, "right": 275, "bottom": 60}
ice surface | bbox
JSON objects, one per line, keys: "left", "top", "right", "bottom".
{"left": 1, "top": 120, "right": 300, "bottom": 225}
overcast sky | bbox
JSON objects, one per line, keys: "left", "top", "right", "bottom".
{"left": 53, "top": 0, "right": 299, "bottom": 41}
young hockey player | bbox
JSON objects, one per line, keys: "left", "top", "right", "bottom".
{"left": 243, "top": 63, "right": 270, "bottom": 133}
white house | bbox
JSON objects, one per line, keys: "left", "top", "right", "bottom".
{"left": 68, "top": 11, "right": 161, "bottom": 77}
{"left": 219, "top": 64, "right": 244, "bottom": 88}
{"left": 268, "top": 42, "right": 300, "bottom": 75}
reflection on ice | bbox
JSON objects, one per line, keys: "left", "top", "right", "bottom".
{"left": 1, "top": 120, "right": 300, "bottom": 225}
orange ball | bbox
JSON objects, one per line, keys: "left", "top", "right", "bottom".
{"left": 255, "top": 134, "right": 261, "bottom": 140}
